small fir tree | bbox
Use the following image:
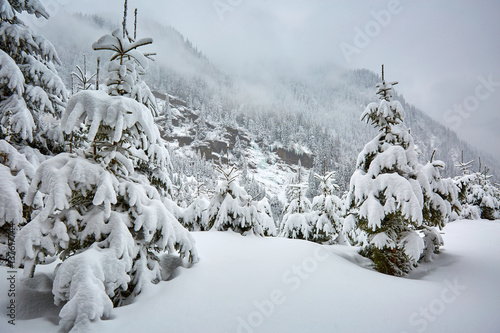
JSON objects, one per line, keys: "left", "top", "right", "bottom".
{"left": 206, "top": 165, "right": 275, "bottom": 235}
{"left": 416, "top": 151, "right": 460, "bottom": 262}
{"left": 469, "top": 165, "right": 500, "bottom": 220}
{"left": 344, "top": 66, "right": 424, "bottom": 276}
{"left": 279, "top": 163, "right": 317, "bottom": 240}
{"left": 454, "top": 156, "right": 500, "bottom": 220}
{"left": 311, "top": 170, "right": 345, "bottom": 244}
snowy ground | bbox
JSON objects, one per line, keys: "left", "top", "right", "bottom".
{"left": 1, "top": 220, "right": 499, "bottom": 333}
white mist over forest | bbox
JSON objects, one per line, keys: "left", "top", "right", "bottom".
{"left": 45, "top": 0, "right": 500, "bottom": 161}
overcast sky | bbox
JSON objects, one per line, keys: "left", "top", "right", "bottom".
{"left": 55, "top": 0, "right": 500, "bottom": 161}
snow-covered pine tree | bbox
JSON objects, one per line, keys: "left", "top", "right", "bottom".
{"left": 0, "top": 140, "right": 36, "bottom": 266}
{"left": 0, "top": 0, "right": 68, "bottom": 152}
{"left": 171, "top": 174, "right": 194, "bottom": 208}
{"left": 454, "top": 152, "right": 475, "bottom": 201}
{"left": 178, "top": 194, "right": 210, "bottom": 231}
{"left": 174, "top": 174, "right": 212, "bottom": 232}
{"left": 255, "top": 196, "right": 277, "bottom": 236}
{"left": 468, "top": 164, "right": 500, "bottom": 220}
{"left": 344, "top": 66, "right": 424, "bottom": 276}
{"left": 417, "top": 150, "right": 460, "bottom": 262}
{"left": 454, "top": 156, "right": 500, "bottom": 220}
{"left": 206, "top": 165, "right": 275, "bottom": 235}
{"left": 279, "top": 162, "right": 317, "bottom": 240}
{"left": 233, "top": 135, "right": 243, "bottom": 158}
{"left": 311, "top": 170, "right": 345, "bottom": 244}
{"left": 15, "top": 8, "right": 198, "bottom": 331}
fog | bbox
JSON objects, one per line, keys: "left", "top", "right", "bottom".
{"left": 34, "top": 0, "right": 500, "bottom": 160}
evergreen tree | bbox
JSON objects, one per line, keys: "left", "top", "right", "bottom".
{"left": 0, "top": 0, "right": 68, "bottom": 152}
{"left": 469, "top": 164, "right": 500, "bottom": 220}
{"left": 268, "top": 195, "right": 284, "bottom": 228}
{"left": 279, "top": 162, "right": 317, "bottom": 240}
{"left": 178, "top": 180, "right": 210, "bottom": 231}
{"left": 206, "top": 165, "right": 275, "bottom": 235}
{"left": 15, "top": 7, "right": 197, "bottom": 331}
{"left": 454, "top": 156, "right": 500, "bottom": 220}
{"left": 417, "top": 151, "right": 460, "bottom": 262}
{"left": 344, "top": 67, "right": 424, "bottom": 276}
{"left": 311, "top": 170, "right": 345, "bottom": 244}
{"left": 454, "top": 152, "right": 475, "bottom": 204}
{"left": 90, "top": 13, "right": 172, "bottom": 197}
{"left": 233, "top": 135, "right": 243, "bottom": 158}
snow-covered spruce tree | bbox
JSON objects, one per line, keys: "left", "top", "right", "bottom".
{"left": 453, "top": 152, "right": 477, "bottom": 218}
{"left": 416, "top": 151, "right": 460, "bottom": 262}
{"left": 0, "top": 0, "right": 68, "bottom": 152}
{"left": 311, "top": 171, "right": 345, "bottom": 244}
{"left": 15, "top": 18, "right": 197, "bottom": 333}
{"left": 0, "top": 140, "right": 36, "bottom": 266}
{"left": 453, "top": 155, "right": 500, "bottom": 220}
{"left": 279, "top": 163, "right": 317, "bottom": 240}
{"left": 178, "top": 193, "right": 210, "bottom": 231}
{"left": 171, "top": 174, "right": 193, "bottom": 208}
{"left": 344, "top": 68, "right": 424, "bottom": 276}
{"left": 15, "top": 90, "right": 198, "bottom": 332}
{"left": 176, "top": 180, "right": 210, "bottom": 231}
{"left": 92, "top": 6, "right": 158, "bottom": 117}
{"left": 206, "top": 165, "right": 275, "bottom": 236}
{"left": 468, "top": 165, "right": 500, "bottom": 220}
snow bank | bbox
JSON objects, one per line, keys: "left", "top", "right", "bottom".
{"left": 1, "top": 220, "right": 500, "bottom": 332}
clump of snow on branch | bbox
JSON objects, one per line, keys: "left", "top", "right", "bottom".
{"left": 61, "top": 90, "right": 172, "bottom": 195}
{"left": 92, "top": 29, "right": 158, "bottom": 116}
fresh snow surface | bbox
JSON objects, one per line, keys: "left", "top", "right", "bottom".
{"left": 1, "top": 220, "right": 499, "bottom": 333}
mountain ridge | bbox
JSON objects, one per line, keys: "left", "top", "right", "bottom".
{"left": 35, "top": 12, "right": 499, "bottom": 192}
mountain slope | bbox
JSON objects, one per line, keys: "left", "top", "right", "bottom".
{"left": 33, "top": 12, "right": 500, "bottom": 195}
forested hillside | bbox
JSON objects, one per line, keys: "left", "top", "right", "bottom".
{"left": 37, "top": 13, "right": 499, "bottom": 198}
